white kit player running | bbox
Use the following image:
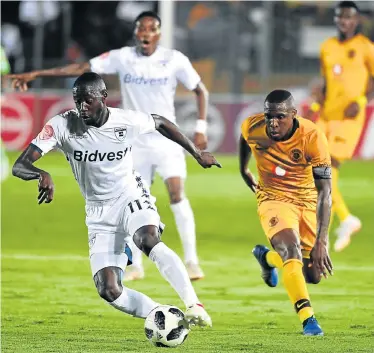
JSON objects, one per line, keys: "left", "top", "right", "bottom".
{"left": 12, "top": 73, "right": 220, "bottom": 326}
{"left": 7, "top": 11, "right": 209, "bottom": 282}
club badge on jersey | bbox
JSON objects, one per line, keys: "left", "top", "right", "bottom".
{"left": 114, "top": 127, "right": 127, "bottom": 141}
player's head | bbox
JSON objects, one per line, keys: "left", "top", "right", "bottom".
{"left": 72, "top": 72, "right": 108, "bottom": 125}
{"left": 334, "top": 1, "right": 360, "bottom": 37}
{"left": 134, "top": 11, "right": 161, "bottom": 56}
{"left": 264, "top": 89, "right": 297, "bottom": 141}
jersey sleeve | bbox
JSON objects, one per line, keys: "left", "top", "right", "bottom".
{"left": 306, "top": 129, "right": 331, "bottom": 167}
{"left": 89, "top": 50, "right": 120, "bottom": 75}
{"left": 132, "top": 111, "right": 157, "bottom": 136}
{"left": 365, "top": 41, "right": 374, "bottom": 77}
{"left": 241, "top": 117, "right": 251, "bottom": 141}
{"left": 175, "top": 52, "right": 201, "bottom": 90}
{"left": 31, "top": 115, "right": 63, "bottom": 155}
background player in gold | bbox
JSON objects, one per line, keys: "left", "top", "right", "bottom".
{"left": 307, "top": 1, "right": 374, "bottom": 252}
{"left": 240, "top": 90, "right": 333, "bottom": 336}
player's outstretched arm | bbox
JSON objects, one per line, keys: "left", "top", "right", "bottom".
{"left": 3, "top": 62, "right": 91, "bottom": 92}
{"left": 12, "top": 144, "right": 54, "bottom": 204}
{"left": 310, "top": 171, "right": 333, "bottom": 278}
{"left": 239, "top": 135, "right": 257, "bottom": 193}
{"left": 152, "top": 114, "right": 221, "bottom": 169}
{"left": 192, "top": 82, "right": 209, "bottom": 150}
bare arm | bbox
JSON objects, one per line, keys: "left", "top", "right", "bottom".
{"left": 314, "top": 173, "right": 332, "bottom": 244}
{"left": 11, "top": 62, "right": 90, "bottom": 78}
{"left": 12, "top": 144, "right": 46, "bottom": 180}
{"left": 152, "top": 114, "right": 221, "bottom": 169}
{"left": 239, "top": 134, "right": 257, "bottom": 193}
{"left": 193, "top": 82, "right": 209, "bottom": 122}
{"left": 192, "top": 82, "right": 209, "bottom": 150}
{"left": 5, "top": 62, "right": 91, "bottom": 91}
{"left": 13, "top": 144, "right": 55, "bottom": 204}
{"left": 310, "top": 168, "right": 333, "bottom": 277}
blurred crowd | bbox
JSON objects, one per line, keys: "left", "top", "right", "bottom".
{"left": 1, "top": 1, "right": 374, "bottom": 93}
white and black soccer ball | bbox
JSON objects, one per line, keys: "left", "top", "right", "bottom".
{"left": 144, "top": 305, "right": 190, "bottom": 348}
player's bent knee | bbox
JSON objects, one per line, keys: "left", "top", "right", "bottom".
{"left": 168, "top": 188, "right": 183, "bottom": 204}
{"left": 93, "top": 266, "right": 123, "bottom": 302}
{"left": 133, "top": 225, "right": 160, "bottom": 256}
{"left": 96, "top": 282, "right": 122, "bottom": 302}
{"left": 271, "top": 229, "right": 302, "bottom": 262}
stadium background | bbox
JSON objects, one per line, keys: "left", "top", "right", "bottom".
{"left": 1, "top": 1, "right": 374, "bottom": 353}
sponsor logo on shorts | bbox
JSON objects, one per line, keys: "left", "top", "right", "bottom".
{"left": 269, "top": 216, "right": 279, "bottom": 227}
{"left": 290, "top": 148, "right": 303, "bottom": 163}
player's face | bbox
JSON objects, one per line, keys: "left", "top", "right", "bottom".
{"left": 135, "top": 17, "right": 161, "bottom": 56}
{"left": 264, "top": 110, "right": 295, "bottom": 141}
{"left": 334, "top": 7, "right": 359, "bottom": 35}
{"left": 73, "top": 90, "right": 105, "bottom": 125}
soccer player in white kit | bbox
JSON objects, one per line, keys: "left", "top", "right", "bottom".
{"left": 7, "top": 11, "right": 209, "bottom": 281}
{"left": 12, "top": 73, "right": 219, "bottom": 327}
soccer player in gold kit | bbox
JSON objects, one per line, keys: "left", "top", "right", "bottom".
{"left": 240, "top": 90, "right": 333, "bottom": 336}
{"left": 308, "top": 1, "right": 374, "bottom": 251}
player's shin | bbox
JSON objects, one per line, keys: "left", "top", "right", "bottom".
{"left": 149, "top": 242, "right": 200, "bottom": 308}
{"left": 266, "top": 251, "right": 283, "bottom": 268}
{"left": 170, "top": 198, "right": 198, "bottom": 264}
{"left": 282, "top": 259, "right": 314, "bottom": 322}
{"left": 109, "top": 287, "right": 159, "bottom": 319}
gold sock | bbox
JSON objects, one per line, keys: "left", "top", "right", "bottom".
{"left": 283, "top": 259, "right": 314, "bottom": 323}
{"left": 332, "top": 167, "right": 350, "bottom": 222}
{"left": 266, "top": 251, "right": 283, "bottom": 268}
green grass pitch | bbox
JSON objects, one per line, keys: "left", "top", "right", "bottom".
{"left": 2, "top": 152, "right": 374, "bottom": 352}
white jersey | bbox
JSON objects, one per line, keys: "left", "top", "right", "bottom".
{"left": 89, "top": 46, "right": 201, "bottom": 123}
{"left": 31, "top": 107, "right": 156, "bottom": 202}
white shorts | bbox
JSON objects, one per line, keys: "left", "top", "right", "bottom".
{"left": 86, "top": 174, "right": 164, "bottom": 277}
{"left": 132, "top": 133, "right": 187, "bottom": 186}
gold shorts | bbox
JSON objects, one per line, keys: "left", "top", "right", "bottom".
{"left": 317, "top": 111, "right": 365, "bottom": 162}
{"left": 258, "top": 201, "right": 316, "bottom": 256}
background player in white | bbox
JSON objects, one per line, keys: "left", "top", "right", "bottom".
{"left": 12, "top": 72, "right": 220, "bottom": 326}
{"left": 7, "top": 11, "right": 209, "bottom": 281}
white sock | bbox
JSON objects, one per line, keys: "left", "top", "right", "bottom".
{"left": 128, "top": 238, "right": 144, "bottom": 269}
{"left": 109, "top": 287, "right": 158, "bottom": 319}
{"left": 170, "top": 199, "right": 198, "bottom": 264}
{"left": 149, "top": 242, "right": 199, "bottom": 308}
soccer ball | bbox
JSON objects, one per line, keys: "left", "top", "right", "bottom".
{"left": 144, "top": 305, "right": 190, "bottom": 348}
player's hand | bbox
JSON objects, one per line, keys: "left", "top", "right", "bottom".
{"left": 241, "top": 169, "right": 258, "bottom": 193}
{"left": 193, "top": 132, "right": 208, "bottom": 150}
{"left": 4, "top": 72, "right": 38, "bottom": 92}
{"left": 38, "top": 172, "right": 54, "bottom": 204}
{"left": 310, "top": 239, "right": 333, "bottom": 279}
{"left": 344, "top": 102, "right": 360, "bottom": 119}
{"left": 196, "top": 151, "right": 221, "bottom": 169}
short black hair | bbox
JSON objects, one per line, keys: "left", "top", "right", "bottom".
{"left": 134, "top": 11, "right": 161, "bottom": 26}
{"left": 73, "top": 72, "right": 107, "bottom": 95}
{"left": 265, "top": 89, "right": 292, "bottom": 104}
{"left": 336, "top": 1, "right": 360, "bottom": 12}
